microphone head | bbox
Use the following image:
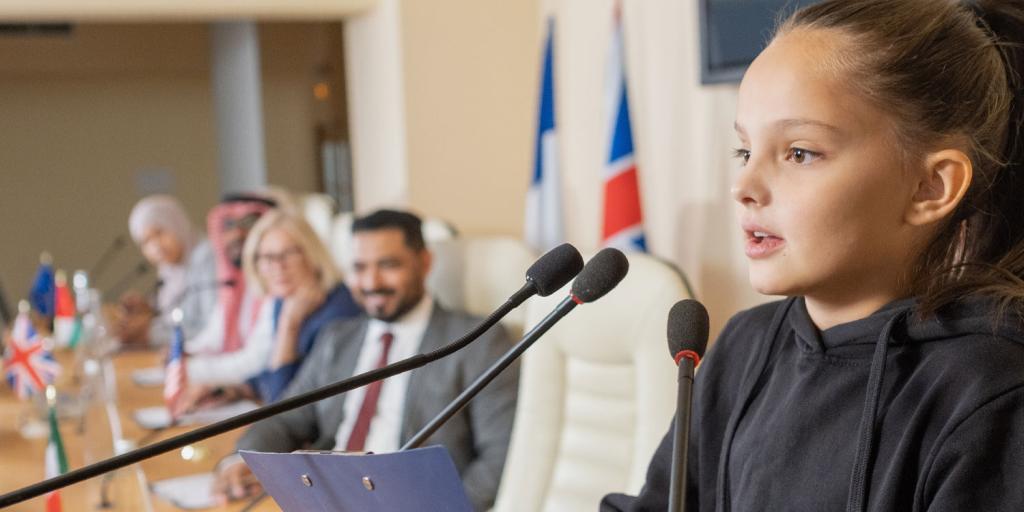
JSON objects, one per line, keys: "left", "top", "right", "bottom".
{"left": 667, "top": 299, "right": 710, "bottom": 361}
{"left": 526, "top": 243, "right": 584, "bottom": 296}
{"left": 570, "top": 248, "right": 629, "bottom": 303}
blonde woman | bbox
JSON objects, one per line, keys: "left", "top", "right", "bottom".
{"left": 176, "top": 209, "right": 360, "bottom": 413}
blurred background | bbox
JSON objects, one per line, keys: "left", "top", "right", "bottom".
{"left": 0, "top": 0, "right": 791, "bottom": 336}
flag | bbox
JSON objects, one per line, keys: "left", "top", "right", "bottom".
{"left": 601, "top": 10, "right": 647, "bottom": 252}
{"left": 29, "top": 254, "right": 56, "bottom": 319}
{"left": 4, "top": 302, "right": 60, "bottom": 400}
{"left": 53, "top": 271, "right": 76, "bottom": 348}
{"left": 44, "top": 387, "right": 68, "bottom": 512}
{"left": 164, "top": 312, "right": 187, "bottom": 416}
{"left": 525, "top": 17, "right": 565, "bottom": 253}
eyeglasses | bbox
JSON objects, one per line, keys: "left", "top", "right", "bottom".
{"left": 255, "top": 246, "right": 304, "bottom": 268}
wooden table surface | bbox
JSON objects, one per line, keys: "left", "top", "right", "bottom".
{"left": 0, "top": 348, "right": 279, "bottom": 511}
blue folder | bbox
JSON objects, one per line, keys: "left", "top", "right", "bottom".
{"left": 240, "top": 446, "right": 473, "bottom": 512}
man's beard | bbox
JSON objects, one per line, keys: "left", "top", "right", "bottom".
{"left": 362, "top": 288, "right": 423, "bottom": 323}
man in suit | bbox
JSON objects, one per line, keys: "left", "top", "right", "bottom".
{"left": 212, "top": 209, "right": 518, "bottom": 511}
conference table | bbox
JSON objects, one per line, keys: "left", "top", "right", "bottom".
{"left": 0, "top": 348, "right": 278, "bottom": 511}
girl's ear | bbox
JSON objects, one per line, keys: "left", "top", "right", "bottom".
{"left": 906, "top": 149, "right": 972, "bottom": 226}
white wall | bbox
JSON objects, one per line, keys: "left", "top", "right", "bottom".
{"left": 345, "top": 0, "right": 769, "bottom": 336}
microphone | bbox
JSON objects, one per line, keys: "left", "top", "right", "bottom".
{"left": 0, "top": 243, "right": 584, "bottom": 508}
{"left": 104, "top": 261, "right": 151, "bottom": 299}
{"left": 151, "top": 278, "right": 238, "bottom": 317}
{"left": 400, "top": 247, "right": 630, "bottom": 451}
{"left": 666, "top": 299, "right": 710, "bottom": 512}
{"left": 89, "top": 234, "right": 128, "bottom": 285}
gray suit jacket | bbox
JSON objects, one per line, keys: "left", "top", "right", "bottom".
{"left": 236, "top": 302, "right": 518, "bottom": 511}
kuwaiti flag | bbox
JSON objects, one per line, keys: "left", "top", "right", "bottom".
{"left": 164, "top": 311, "right": 187, "bottom": 416}
{"left": 4, "top": 302, "right": 60, "bottom": 400}
{"left": 53, "top": 270, "right": 76, "bottom": 348}
{"left": 44, "top": 389, "right": 69, "bottom": 512}
{"left": 524, "top": 17, "right": 565, "bottom": 253}
{"left": 601, "top": 10, "right": 647, "bottom": 252}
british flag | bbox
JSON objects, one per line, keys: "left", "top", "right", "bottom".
{"left": 164, "top": 312, "right": 187, "bottom": 415}
{"left": 4, "top": 307, "right": 60, "bottom": 400}
{"left": 601, "top": 8, "right": 648, "bottom": 252}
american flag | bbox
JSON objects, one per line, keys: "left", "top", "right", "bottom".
{"left": 601, "top": 7, "right": 648, "bottom": 252}
{"left": 164, "top": 310, "right": 187, "bottom": 415}
{"left": 4, "top": 306, "right": 60, "bottom": 400}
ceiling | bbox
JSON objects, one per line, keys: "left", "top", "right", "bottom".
{"left": 0, "top": 0, "right": 377, "bottom": 22}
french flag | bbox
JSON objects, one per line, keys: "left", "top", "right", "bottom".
{"left": 601, "top": 10, "right": 647, "bottom": 252}
{"left": 525, "top": 17, "right": 565, "bottom": 253}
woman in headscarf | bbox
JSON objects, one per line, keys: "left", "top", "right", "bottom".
{"left": 118, "top": 194, "right": 217, "bottom": 345}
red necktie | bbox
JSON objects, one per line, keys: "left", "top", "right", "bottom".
{"left": 345, "top": 331, "right": 395, "bottom": 452}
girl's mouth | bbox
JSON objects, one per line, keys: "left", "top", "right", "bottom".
{"left": 745, "top": 230, "right": 785, "bottom": 259}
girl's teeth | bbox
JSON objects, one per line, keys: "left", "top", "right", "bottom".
{"left": 754, "top": 231, "right": 769, "bottom": 238}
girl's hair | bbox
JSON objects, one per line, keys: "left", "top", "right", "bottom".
{"left": 242, "top": 208, "right": 343, "bottom": 296}
{"left": 778, "top": 0, "right": 1024, "bottom": 316}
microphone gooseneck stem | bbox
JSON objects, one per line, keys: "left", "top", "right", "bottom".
{"left": 0, "top": 282, "right": 536, "bottom": 509}
{"left": 668, "top": 357, "right": 696, "bottom": 512}
{"left": 89, "top": 235, "right": 126, "bottom": 285}
{"left": 402, "top": 295, "right": 577, "bottom": 451}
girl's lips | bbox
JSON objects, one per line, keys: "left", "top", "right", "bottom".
{"left": 744, "top": 230, "right": 785, "bottom": 259}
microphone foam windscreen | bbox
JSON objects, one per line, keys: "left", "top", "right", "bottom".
{"left": 570, "top": 248, "right": 629, "bottom": 303}
{"left": 667, "top": 299, "right": 710, "bottom": 359}
{"left": 526, "top": 243, "right": 584, "bottom": 296}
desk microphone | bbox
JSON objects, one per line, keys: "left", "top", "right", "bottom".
{"left": 104, "top": 261, "right": 151, "bottom": 299}
{"left": 89, "top": 234, "right": 129, "bottom": 285}
{"left": 401, "top": 247, "right": 630, "bottom": 450}
{"left": 666, "top": 299, "right": 709, "bottom": 512}
{"left": 0, "top": 243, "right": 584, "bottom": 508}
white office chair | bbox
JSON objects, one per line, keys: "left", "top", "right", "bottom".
{"left": 493, "top": 252, "right": 691, "bottom": 512}
{"left": 328, "top": 211, "right": 458, "bottom": 276}
{"left": 427, "top": 236, "right": 536, "bottom": 337}
{"left": 299, "top": 193, "right": 336, "bottom": 246}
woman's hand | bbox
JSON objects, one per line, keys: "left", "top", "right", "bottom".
{"left": 278, "top": 286, "right": 326, "bottom": 330}
{"left": 171, "top": 384, "right": 253, "bottom": 418}
{"left": 113, "top": 291, "right": 154, "bottom": 346}
{"left": 269, "top": 285, "right": 326, "bottom": 369}
{"left": 212, "top": 460, "right": 262, "bottom": 505}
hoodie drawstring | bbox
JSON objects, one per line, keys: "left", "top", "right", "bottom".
{"left": 846, "top": 311, "right": 905, "bottom": 512}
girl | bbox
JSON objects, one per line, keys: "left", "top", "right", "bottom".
{"left": 604, "top": 0, "right": 1024, "bottom": 510}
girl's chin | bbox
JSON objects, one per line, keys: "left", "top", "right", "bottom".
{"left": 747, "top": 274, "right": 794, "bottom": 297}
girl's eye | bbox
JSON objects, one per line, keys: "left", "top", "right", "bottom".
{"left": 732, "top": 148, "right": 751, "bottom": 165}
{"left": 786, "top": 147, "right": 822, "bottom": 165}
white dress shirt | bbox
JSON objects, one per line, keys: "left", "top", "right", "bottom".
{"left": 333, "top": 295, "right": 434, "bottom": 453}
{"left": 186, "top": 291, "right": 269, "bottom": 385}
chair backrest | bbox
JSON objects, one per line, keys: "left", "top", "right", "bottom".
{"left": 299, "top": 193, "right": 336, "bottom": 246}
{"left": 427, "top": 236, "right": 536, "bottom": 337}
{"left": 493, "top": 252, "right": 690, "bottom": 512}
{"left": 328, "top": 211, "right": 458, "bottom": 278}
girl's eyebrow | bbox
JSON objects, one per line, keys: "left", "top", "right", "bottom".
{"left": 775, "top": 118, "right": 843, "bottom": 134}
{"left": 734, "top": 119, "right": 843, "bottom": 135}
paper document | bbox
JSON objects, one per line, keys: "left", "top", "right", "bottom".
{"left": 131, "top": 366, "right": 166, "bottom": 387}
{"left": 132, "top": 401, "right": 260, "bottom": 430}
{"left": 150, "top": 472, "right": 216, "bottom": 510}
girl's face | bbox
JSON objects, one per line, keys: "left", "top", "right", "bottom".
{"left": 733, "top": 30, "right": 923, "bottom": 312}
{"left": 254, "top": 228, "right": 318, "bottom": 298}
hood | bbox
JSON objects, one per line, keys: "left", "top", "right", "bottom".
{"left": 789, "top": 296, "right": 1024, "bottom": 357}
{"left": 783, "top": 294, "right": 1024, "bottom": 512}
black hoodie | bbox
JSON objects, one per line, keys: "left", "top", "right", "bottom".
{"left": 602, "top": 297, "right": 1024, "bottom": 511}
